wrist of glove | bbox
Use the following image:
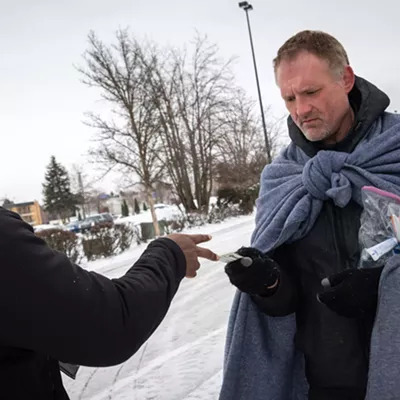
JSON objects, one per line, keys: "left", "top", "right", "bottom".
{"left": 317, "top": 266, "right": 383, "bottom": 318}
{"left": 224, "top": 247, "right": 280, "bottom": 296}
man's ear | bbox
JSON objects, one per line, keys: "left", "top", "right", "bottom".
{"left": 342, "top": 65, "right": 355, "bottom": 94}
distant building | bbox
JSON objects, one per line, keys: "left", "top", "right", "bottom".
{"left": 104, "top": 195, "right": 123, "bottom": 215}
{"left": 3, "top": 200, "right": 46, "bottom": 226}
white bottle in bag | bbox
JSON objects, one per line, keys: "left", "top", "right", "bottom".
{"left": 365, "top": 237, "right": 398, "bottom": 261}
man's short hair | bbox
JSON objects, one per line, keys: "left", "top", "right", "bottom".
{"left": 273, "top": 30, "right": 350, "bottom": 77}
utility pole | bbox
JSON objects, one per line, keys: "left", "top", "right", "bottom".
{"left": 78, "top": 171, "right": 86, "bottom": 219}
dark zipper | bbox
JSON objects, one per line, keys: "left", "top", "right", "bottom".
{"left": 328, "top": 202, "right": 351, "bottom": 272}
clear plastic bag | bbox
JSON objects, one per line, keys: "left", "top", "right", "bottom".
{"left": 358, "top": 186, "right": 400, "bottom": 269}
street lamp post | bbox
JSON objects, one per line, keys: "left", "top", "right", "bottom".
{"left": 238, "top": 2, "right": 272, "bottom": 163}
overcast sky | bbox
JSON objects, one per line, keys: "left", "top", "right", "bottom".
{"left": 1, "top": 0, "right": 399, "bottom": 203}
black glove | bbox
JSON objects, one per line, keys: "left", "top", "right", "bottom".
{"left": 317, "top": 266, "right": 384, "bottom": 318}
{"left": 224, "top": 247, "right": 280, "bottom": 295}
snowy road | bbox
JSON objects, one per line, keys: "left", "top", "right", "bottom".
{"left": 63, "top": 216, "right": 255, "bottom": 400}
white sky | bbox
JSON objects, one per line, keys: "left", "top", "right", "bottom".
{"left": 2, "top": 0, "right": 399, "bottom": 203}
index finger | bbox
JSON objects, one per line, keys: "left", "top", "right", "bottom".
{"left": 196, "top": 246, "right": 219, "bottom": 261}
{"left": 187, "top": 234, "right": 212, "bottom": 245}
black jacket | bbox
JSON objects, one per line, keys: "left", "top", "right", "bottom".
{"left": 0, "top": 208, "right": 186, "bottom": 399}
{"left": 252, "top": 77, "right": 390, "bottom": 400}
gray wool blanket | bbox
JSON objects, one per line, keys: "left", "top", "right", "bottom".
{"left": 219, "top": 112, "right": 400, "bottom": 400}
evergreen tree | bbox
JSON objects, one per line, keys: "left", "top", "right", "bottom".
{"left": 143, "top": 202, "right": 148, "bottom": 211}
{"left": 78, "top": 211, "right": 82, "bottom": 221}
{"left": 121, "top": 199, "right": 129, "bottom": 217}
{"left": 42, "top": 156, "right": 77, "bottom": 222}
{"left": 134, "top": 198, "right": 141, "bottom": 214}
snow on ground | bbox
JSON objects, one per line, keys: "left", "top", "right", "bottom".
{"left": 63, "top": 215, "right": 255, "bottom": 399}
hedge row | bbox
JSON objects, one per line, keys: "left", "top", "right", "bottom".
{"left": 36, "top": 222, "right": 135, "bottom": 262}
{"left": 36, "top": 204, "right": 247, "bottom": 263}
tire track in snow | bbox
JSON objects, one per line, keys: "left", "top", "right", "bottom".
{"left": 79, "top": 368, "right": 100, "bottom": 400}
{"left": 88, "top": 327, "right": 225, "bottom": 400}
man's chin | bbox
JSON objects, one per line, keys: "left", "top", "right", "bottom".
{"left": 302, "top": 129, "right": 330, "bottom": 142}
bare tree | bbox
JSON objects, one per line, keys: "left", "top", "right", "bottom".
{"left": 214, "top": 91, "right": 283, "bottom": 189}
{"left": 144, "top": 34, "right": 235, "bottom": 213}
{"left": 144, "top": 56, "right": 197, "bottom": 212}
{"left": 78, "top": 30, "right": 163, "bottom": 235}
{"left": 78, "top": 29, "right": 282, "bottom": 220}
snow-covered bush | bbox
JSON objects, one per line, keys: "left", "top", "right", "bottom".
{"left": 81, "top": 222, "right": 116, "bottom": 261}
{"left": 216, "top": 184, "right": 260, "bottom": 215}
{"left": 115, "top": 223, "right": 134, "bottom": 251}
{"left": 36, "top": 229, "right": 82, "bottom": 264}
{"left": 81, "top": 222, "right": 135, "bottom": 261}
{"left": 163, "top": 214, "right": 207, "bottom": 233}
{"left": 166, "top": 218, "right": 186, "bottom": 232}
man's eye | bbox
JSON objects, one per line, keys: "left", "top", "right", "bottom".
{"left": 286, "top": 97, "right": 295, "bottom": 102}
{"left": 306, "top": 90, "right": 318, "bottom": 95}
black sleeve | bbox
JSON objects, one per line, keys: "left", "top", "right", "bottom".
{"left": 0, "top": 208, "right": 186, "bottom": 367}
{"left": 250, "top": 245, "right": 298, "bottom": 317}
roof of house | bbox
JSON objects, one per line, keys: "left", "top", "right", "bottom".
{"left": 3, "top": 201, "right": 35, "bottom": 209}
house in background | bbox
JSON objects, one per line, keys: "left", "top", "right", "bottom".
{"left": 3, "top": 200, "right": 46, "bottom": 226}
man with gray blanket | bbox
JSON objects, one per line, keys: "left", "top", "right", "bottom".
{"left": 221, "top": 30, "right": 400, "bottom": 400}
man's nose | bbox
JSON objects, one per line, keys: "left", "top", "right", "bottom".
{"left": 296, "top": 98, "right": 313, "bottom": 119}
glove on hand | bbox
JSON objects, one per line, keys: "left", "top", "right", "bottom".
{"left": 317, "top": 266, "right": 384, "bottom": 318}
{"left": 224, "top": 247, "right": 280, "bottom": 296}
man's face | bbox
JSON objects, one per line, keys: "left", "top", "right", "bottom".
{"left": 276, "top": 52, "right": 353, "bottom": 142}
